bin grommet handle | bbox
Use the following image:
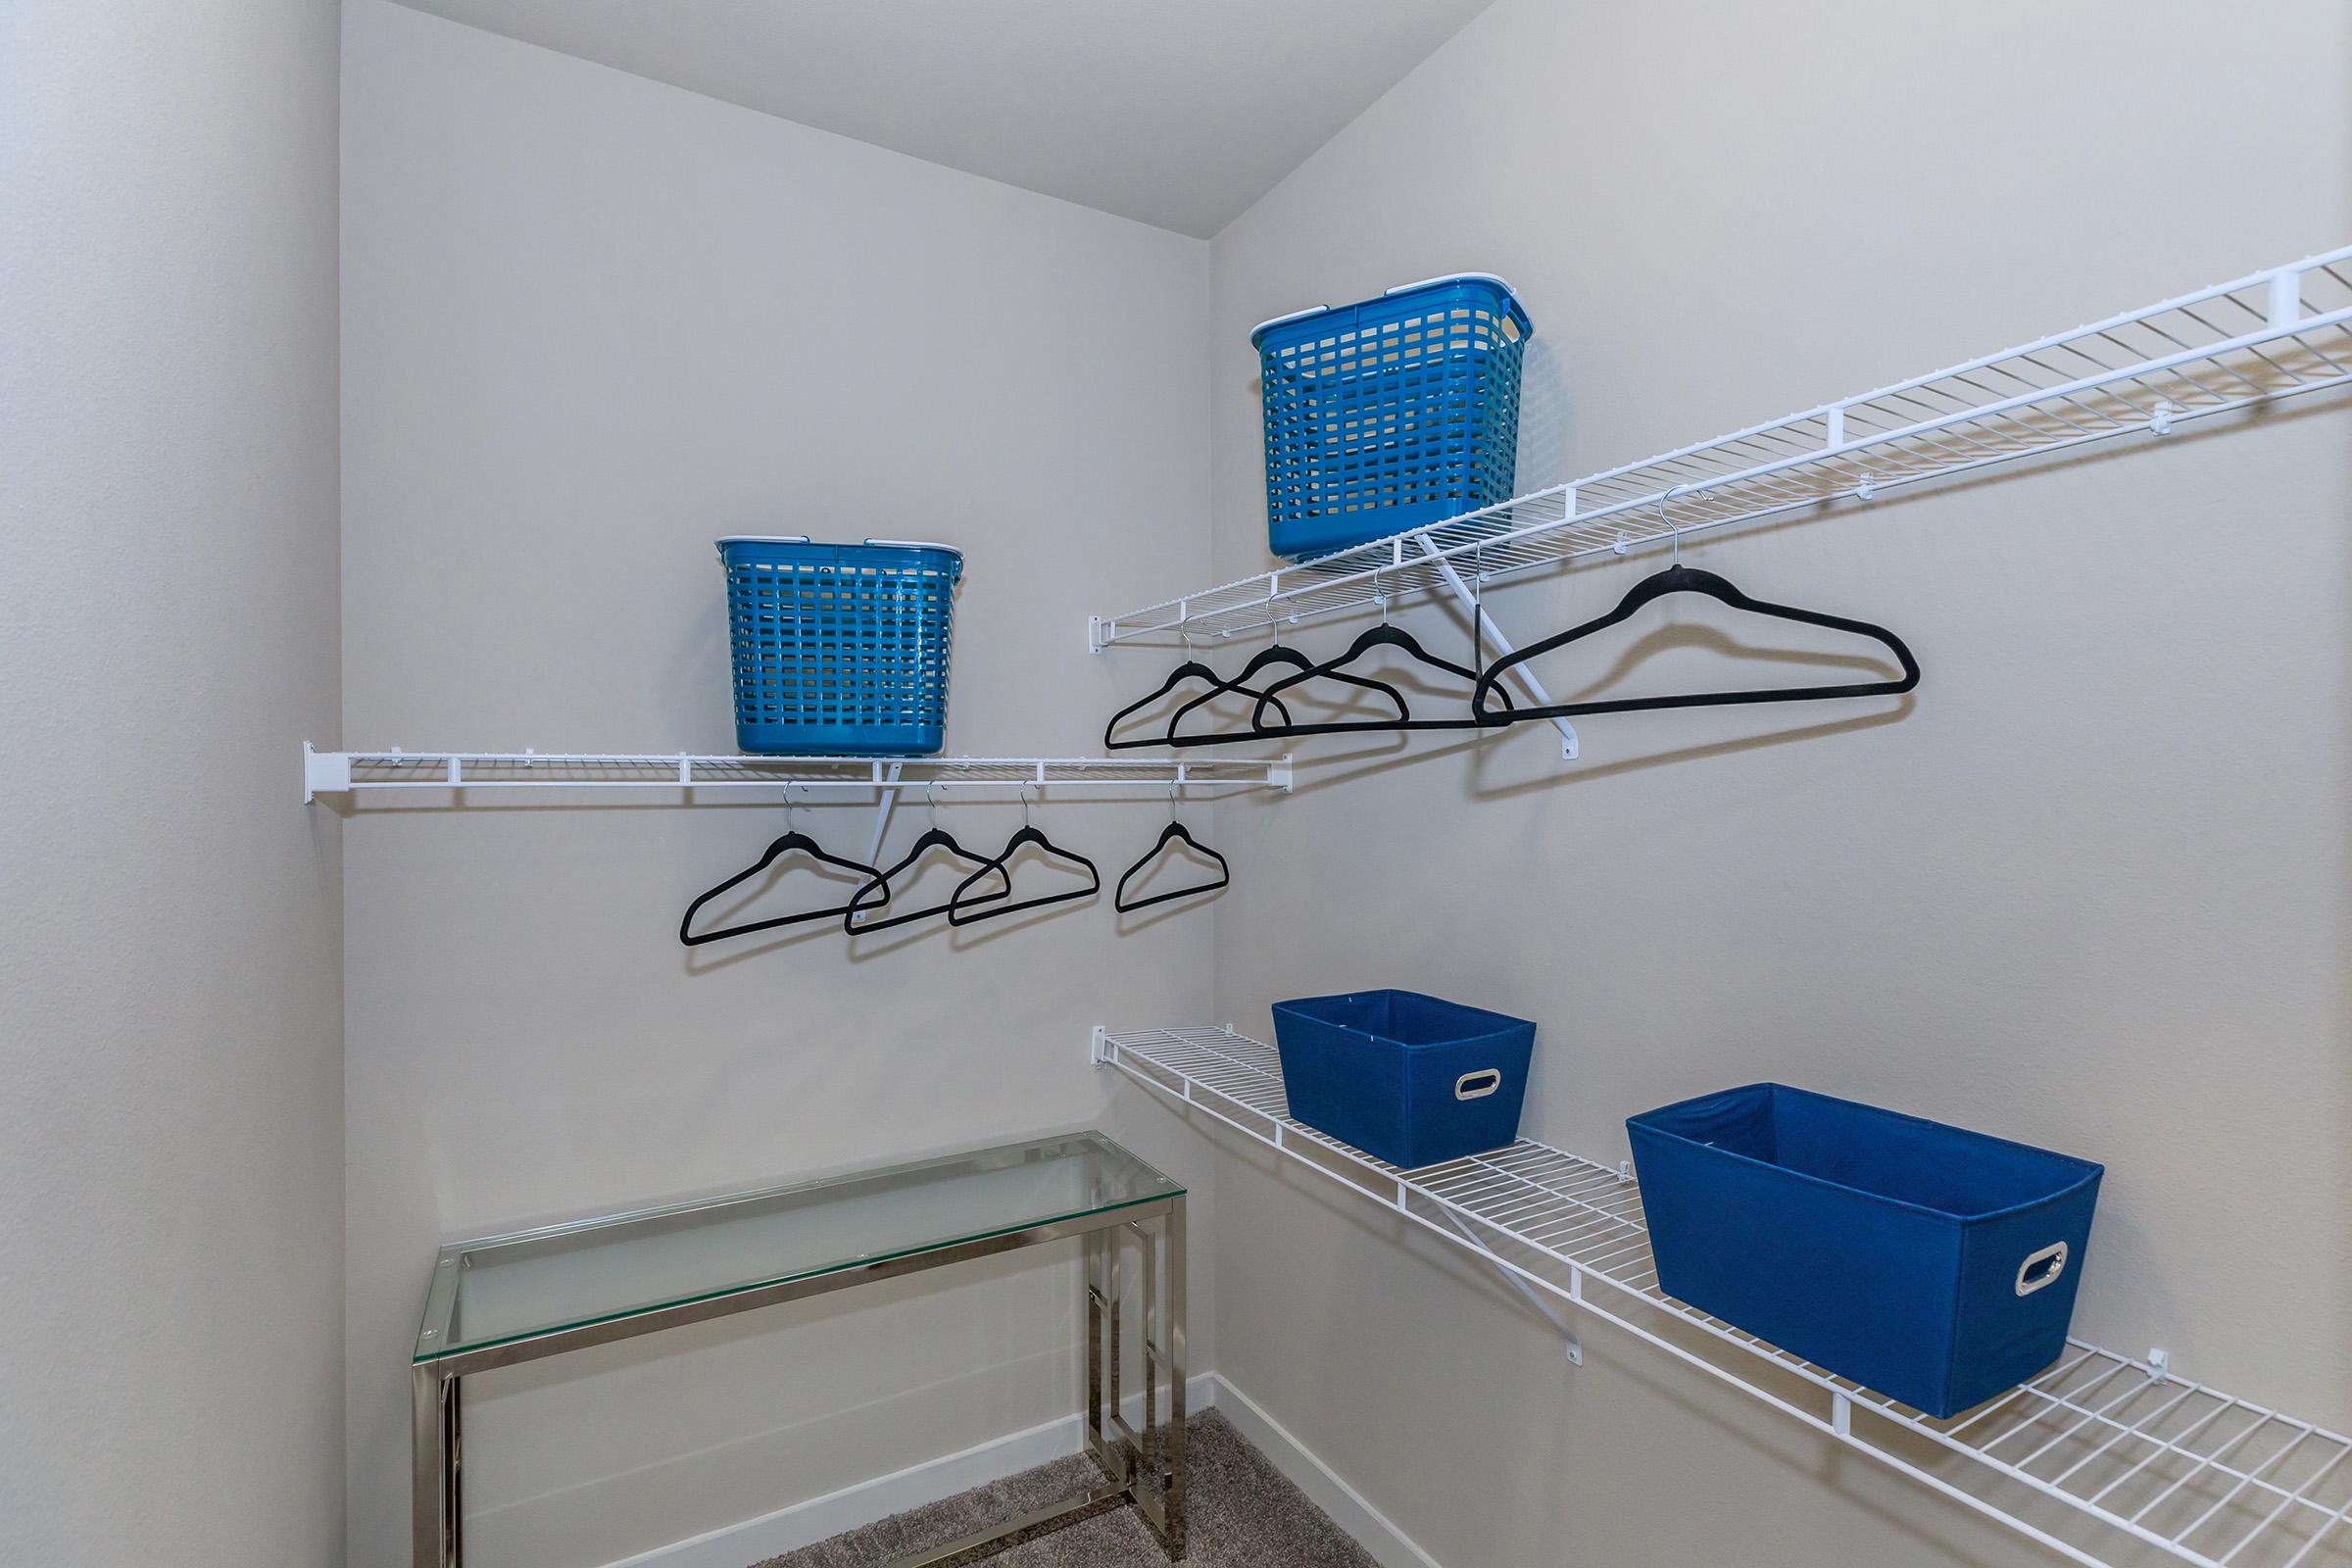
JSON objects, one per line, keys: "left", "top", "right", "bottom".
{"left": 1454, "top": 1069, "right": 1501, "bottom": 1102}
{"left": 2016, "top": 1241, "right": 2068, "bottom": 1297}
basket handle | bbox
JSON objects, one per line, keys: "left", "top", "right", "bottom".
{"left": 713, "top": 533, "right": 811, "bottom": 560}
{"left": 1383, "top": 272, "right": 1532, "bottom": 337}
{"left": 2015, "top": 1241, "right": 2068, "bottom": 1297}
{"left": 1454, "top": 1069, "right": 1502, "bottom": 1102}
{"left": 1249, "top": 303, "right": 1331, "bottom": 340}
{"left": 1385, "top": 270, "right": 1515, "bottom": 297}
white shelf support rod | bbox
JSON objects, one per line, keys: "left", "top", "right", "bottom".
{"left": 865, "top": 761, "right": 904, "bottom": 865}
{"left": 1414, "top": 533, "right": 1578, "bottom": 760}
{"left": 1436, "top": 1204, "right": 1583, "bottom": 1365}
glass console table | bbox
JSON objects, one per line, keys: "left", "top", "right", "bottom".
{"left": 412, "top": 1131, "right": 1187, "bottom": 1567}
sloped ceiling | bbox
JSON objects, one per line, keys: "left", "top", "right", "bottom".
{"left": 389, "top": 0, "right": 1498, "bottom": 237}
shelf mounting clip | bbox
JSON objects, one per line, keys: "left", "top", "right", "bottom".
{"left": 303, "top": 742, "right": 350, "bottom": 804}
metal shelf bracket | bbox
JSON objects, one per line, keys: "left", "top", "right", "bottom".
{"left": 303, "top": 741, "right": 349, "bottom": 804}
{"left": 302, "top": 750, "right": 1289, "bottom": 804}
{"left": 1095, "top": 1025, "right": 2352, "bottom": 1568}
{"left": 1437, "top": 1204, "right": 1582, "bottom": 1364}
{"left": 1089, "top": 245, "right": 2352, "bottom": 682}
{"left": 1414, "top": 532, "right": 1577, "bottom": 760}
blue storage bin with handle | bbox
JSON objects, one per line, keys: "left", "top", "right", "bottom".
{"left": 1251, "top": 274, "right": 1533, "bottom": 561}
{"left": 1627, "top": 1084, "right": 2103, "bottom": 1419}
{"left": 1271, "top": 991, "right": 1536, "bottom": 1169}
{"left": 716, "top": 536, "right": 962, "bottom": 757}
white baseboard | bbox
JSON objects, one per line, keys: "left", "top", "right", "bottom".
{"left": 1209, "top": 1374, "right": 1445, "bottom": 1568}
{"left": 601, "top": 1374, "right": 1216, "bottom": 1568}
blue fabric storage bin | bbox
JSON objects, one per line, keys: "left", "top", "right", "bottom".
{"left": 1271, "top": 991, "right": 1536, "bottom": 1169}
{"left": 716, "top": 536, "right": 962, "bottom": 757}
{"left": 1250, "top": 274, "right": 1532, "bottom": 560}
{"left": 1628, "top": 1084, "right": 2103, "bottom": 1419}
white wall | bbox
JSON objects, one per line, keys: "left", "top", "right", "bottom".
{"left": 339, "top": 6, "right": 1215, "bottom": 1566}
{"left": 1200, "top": 1, "right": 2352, "bottom": 1564}
{"left": 0, "top": 4, "right": 346, "bottom": 1566}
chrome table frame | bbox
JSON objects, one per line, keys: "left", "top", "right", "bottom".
{"left": 411, "top": 1136, "right": 1187, "bottom": 1567}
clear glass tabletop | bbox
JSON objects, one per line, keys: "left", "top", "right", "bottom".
{"left": 416, "top": 1131, "right": 1182, "bottom": 1363}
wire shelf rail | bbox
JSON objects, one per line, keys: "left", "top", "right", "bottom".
{"left": 1098, "top": 1025, "right": 2352, "bottom": 1568}
{"left": 1091, "top": 244, "right": 2352, "bottom": 650}
{"left": 303, "top": 745, "right": 1291, "bottom": 802}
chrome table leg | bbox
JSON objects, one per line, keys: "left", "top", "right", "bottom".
{"left": 1164, "top": 1195, "right": 1188, "bottom": 1558}
{"left": 1082, "top": 1225, "right": 1121, "bottom": 1484}
{"left": 412, "top": 1365, "right": 459, "bottom": 1567}
{"left": 1130, "top": 1202, "right": 1188, "bottom": 1560}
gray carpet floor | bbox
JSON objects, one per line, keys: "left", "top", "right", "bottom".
{"left": 755, "top": 1411, "right": 1380, "bottom": 1568}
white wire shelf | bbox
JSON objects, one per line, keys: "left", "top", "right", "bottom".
{"left": 1091, "top": 244, "right": 2352, "bottom": 649}
{"left": 303, "top": 745, "right": 1291, "bottom": 803}
{"left": 1098, "top": 1025, "right": 2352, "bottom": 1568}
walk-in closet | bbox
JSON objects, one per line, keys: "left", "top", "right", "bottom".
{"left": 8, "top": 4, "right": 2351, "bottom": 1567}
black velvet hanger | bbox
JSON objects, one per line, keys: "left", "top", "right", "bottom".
{"left": 1114, "top": 819, "right": 1230, "bottom": 912}
{"left": 1103, "top": 657, "right": 1298, "bottom": 752}
{"left": 678, "top": 825, "right": 886, "bottom": 946}
{"left": 1467, "top": 563, "right": 1920, "bottom": 725}
{"left": 1156, "top": 641, "right": 1406, "bottom": 748}
{"left": 946, "top": 805, "right": 1101, "bottom": 926}
{"left": 844, "top": 813, "right": 1010, "bottom": 935}
{"left": 1247, "top": 622, "right": 1514, "bottom": 738}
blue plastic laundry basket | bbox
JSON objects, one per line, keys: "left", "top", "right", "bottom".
{"left": 717, "top": 536, "right": 963, "bottom": 757}
{"left": 1271, "top": 991, "right": 1536, "bottom": 1169}
{"left": 1251, "top": 274, "right": 1533, "bottom": 560}
{"left": 1628, "top": 1084, "right": 2103, "bottom": 1419}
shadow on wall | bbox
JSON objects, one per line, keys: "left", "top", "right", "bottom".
{"left": 1515, "top": 333, "right": 1575, "bottom": 494}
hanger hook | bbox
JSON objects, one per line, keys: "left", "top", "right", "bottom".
{"left": 925, "top": 780, "right": 940, "bottom": 826}
{"left": 1659, "top": 485, "right": 1690, "bottom": 565}
{"left": 783, "top": 781, "right": 795, "bottom": 830}
{"left": 1021, "top": 782, "right": 1034, "bottom": 829}
{"left": 1472, "top": 542, "right": 1487, "bottom": 667}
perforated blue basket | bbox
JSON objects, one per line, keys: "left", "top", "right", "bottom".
{"left": 1251, "top": 273, "right": 1533, "bottom": 560}
{"left": 716, "top": 537, "right": 963, "bottom": 757}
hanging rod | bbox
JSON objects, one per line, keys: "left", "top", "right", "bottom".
{"left": 303, "top": 745, "right": 1291, "bottom": 803}
{"left": 1090, "top": 243, "right": 2352, "bottom": 650}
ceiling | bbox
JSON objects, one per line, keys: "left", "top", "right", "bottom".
{"left": 389, "top": 0, "right": 1498, "bottom": 238}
